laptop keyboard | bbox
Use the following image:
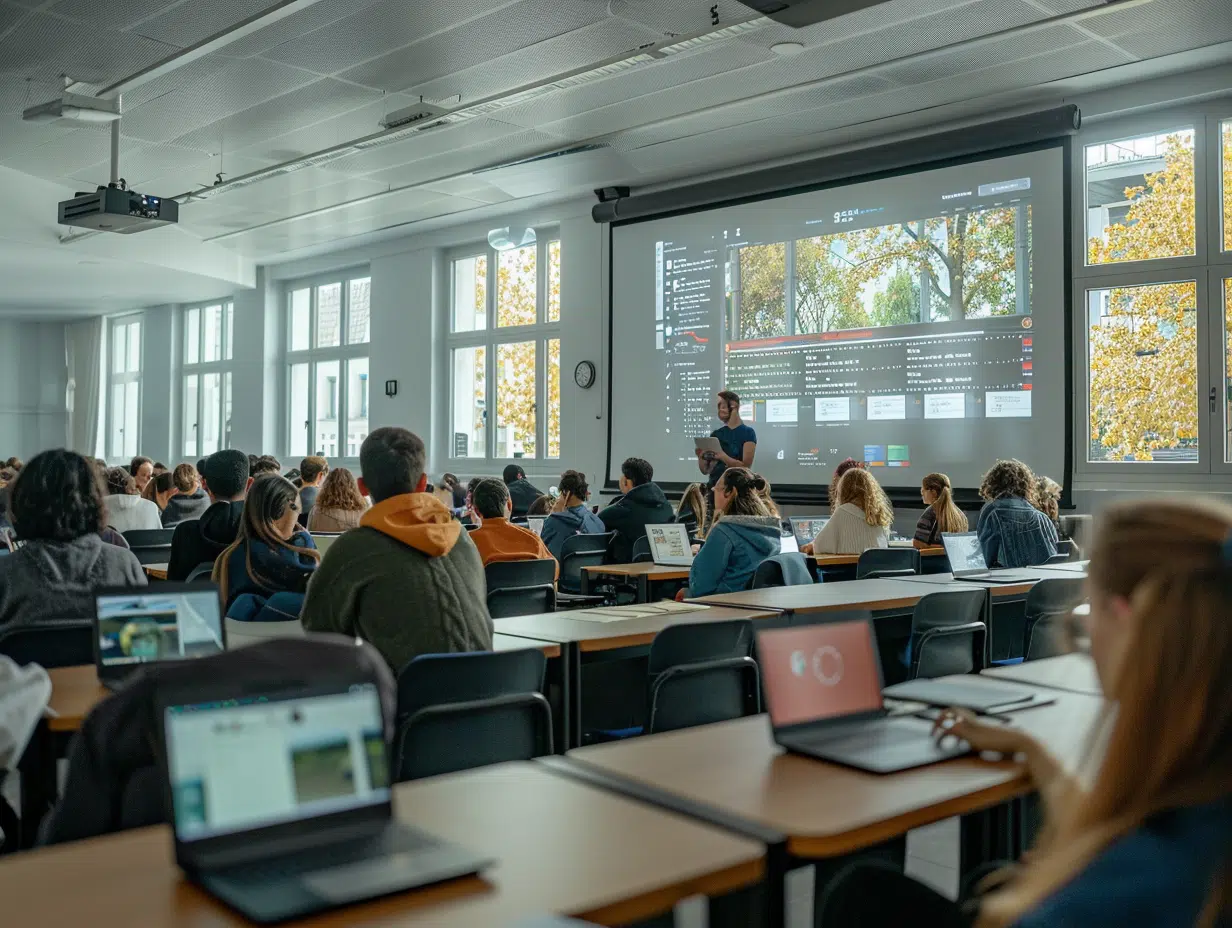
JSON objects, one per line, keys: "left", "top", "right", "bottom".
{"left": 223, "top": 828, "right": 439, "bottom": 887}
{"left": 794, "top": 718, "right": 965, "bottom": 757}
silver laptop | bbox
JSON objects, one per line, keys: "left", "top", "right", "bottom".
{"left": 757, "top": 617, "right": 970, "bottom": 773}
{"left": 158, "top": 681, "right": 492, "bottom": 924}
{"left": 788, "top": 516, "right": 828, "bottom": 547}
{"left": 646, "top": 523, "right": 693, "bottom": 566}
{"left": 940, "top": 532, "right": 1037, "bottom": 582}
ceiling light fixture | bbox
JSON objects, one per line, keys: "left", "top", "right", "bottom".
{"left": 771, "top": 41, "right": 806, "bottom": 56}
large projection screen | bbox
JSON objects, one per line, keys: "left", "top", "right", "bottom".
{"left": 609, "top": 144, "right": 1068, "bottom": 496}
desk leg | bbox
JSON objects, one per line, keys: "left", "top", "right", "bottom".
{"left": 580, "top": 570, "right": 592, "bottom": 596}
{"left": 560, "top": 642, "right": 582, "bottom": 751}
{"left": 960, "top": 804, "right": 1013, "bottom": 876}
{"left": 16, "top": 718, "right": 55, "bottom": 849}
{"left": 638, "top": 574, "right": 650, "bottom": 604}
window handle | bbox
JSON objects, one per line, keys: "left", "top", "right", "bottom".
{"left": 1212, "top": 387, "right": 1219, "bottom": 415}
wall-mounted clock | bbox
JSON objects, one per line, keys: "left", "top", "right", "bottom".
{"left": 573, "top": 360, "right": 596, "bottom": 389}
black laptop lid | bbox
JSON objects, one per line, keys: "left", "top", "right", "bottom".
{"left": 94, "top": 583, "right": 226, "bottom": 679}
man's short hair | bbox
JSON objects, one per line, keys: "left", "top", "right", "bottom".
{"left": 300, "top": 456, "right": 328, "bottom": 484}
{"left": 204, "top": 449, "right": 250, "bottom": 499}
{"left": 502, "top": 464, "right": 525, "bottom": 485}
{"left": 621, "top": 457, "right": 653, "bottom": 487}
{"left": 250, "top": 455, "right": 282, "bottom": 478}
{"left": 472, "top": 478, "right": 510, "bottom": 519}
{"left": 717, "top": 390, "right": 740, "bottom": 407}
{"left": 172, "top": 463, "right": 197, "bottom": 493}
{"left": 360, "top": 427, "right": 426, "bottom": 503}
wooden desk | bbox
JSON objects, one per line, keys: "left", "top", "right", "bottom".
{"left": 984, "top": 653, "right": 1102, "bottom": 696}
{"left": 492, "top": 632, "right": 561, "bottom": 659}
{"left": 689, "top": 578, "right": 984, "bottom": 615}
{"left": 144, "top": 563, "right": 169, "bottom": 580}
{"left": 46, "top": 663, "right": 108, "bottom": 733}
{"left": 581, "top": 563, "right": 690, "bottom": 601}
{"left": 0, "top": 762, "right": 765, "bottom": 928}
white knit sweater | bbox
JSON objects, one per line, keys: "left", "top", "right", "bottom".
{"left": 813, "top": 503, "right": 891, "bottom": 555}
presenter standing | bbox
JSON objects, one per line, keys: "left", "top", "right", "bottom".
{"left": 696, "top": 390, "right": 757, "bottom": 491}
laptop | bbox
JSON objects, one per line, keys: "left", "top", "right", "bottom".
{"left": 310, "top": 533, "right": 342, "bottom": 555}
{"left": 780, "top": 533, "right": 799, "bottom": 554}
{"left": 157, "top": 681, "right": 492, "bottom": 924}
{"left": 527, "top": 517, "right": 545, "bottom": 537}
{"left": 756, "top": 618, "right": 971, "bottom": 773}
{"left": 94, "top": 584, "right": 227, "bottom": 690}
{"left": 646, "top": 523, "right": 693, "bottom": 566}
{"left": 788, "top": 516, "right": 828, "bottom": 548}
{"left": 940, "top": 532, "right": 1038, "bottom": 582}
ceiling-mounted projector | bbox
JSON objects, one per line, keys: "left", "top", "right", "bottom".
{"left": 735, "top": 0, "right": 896, "bottom": 26}
{"left": 22, "top": 90, "right": 121, "bottom": 124}
{"left": 488, "top": 226, "right": 536, "bottom": 251}
{"left": 58, "top": 186, "right": 178, "bottom": 234}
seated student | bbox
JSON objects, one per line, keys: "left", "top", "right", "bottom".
{"left": 818, "top": 499, "right": 1232, "bottom": 928}
{"left": 161, "top": 463, "right": 209, "bottom": 526}
{"left": 249, "top": 455, "right": 282, "bottom": 479}
{"left": 167, "top": 449, "right": 252, "bottom": 582}
{"left": 676, "top": 482, "right": 708, "bottom": 538}
{"left": 502, "top": 464, "right": 543, "bottom": 518}
{"left": 307, "top": 466, "right": 369, "bottom": 533}
{"left": 0, "top": 449, "right": 145, "bottom": 626}
{"left": 685, "top": 468, "right": 781, "bottom": 597}
{"left": 808, "top": 467, "right": 893, "bottom": 555}
{"left": 541, "top": 470, "right": 605, "bottom": 560}
{"left": 130, "top": 456, "right": 154, "bottom": 493}
{"left": 300, "top": 427, "right": 492, "bottom": 670}
{"left": 214, "top": 475, "right": 319, "bottom": 620}
{"left": 469, "top": 478, "right": 557, "bottom": 577}
{"left": 102, "top": 467, "right": 163, "bottom": 534}
{"left": 1034, "top": 475, "right": 1081, "bottom": 557}
{"left": 440, "top": 472, "right": 467, "bottom": 510}
{"left": 527, "top": 493, "right": 553, "bottom": 517}
{"left": 599, "top": 457, "right": 676, "bottom": 563}
{"left": 828, "top": 457, "right": 865, "bottom": 513}
{"left": 976, "top": 459, "right": 1058, "bottom": 568}
{"left": 140, "top": 470, "right": 180, "bottom": 516}
{"left": 913, "top": 472, "right": 968, "bottom": 549}
{"left": 298, "top": 455, "right": 328, "bottom": 518}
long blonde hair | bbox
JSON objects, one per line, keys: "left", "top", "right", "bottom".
{"left": 978, "top": 500, "right": 1232, "bottom": 928}
{"left": 755, "top": 474, "right": 779, "bottom": 518}
{"left": 1034, "top": 476, "right": 1062, "bottom": 523}
{"left": 922, "top": 472, "right": 967, "bottom": 534}
{"left": 837, "top": 468, "right": 893, "bottom": 528}
{"left": 678, "top": 483, "right": 708, "bottom": 537}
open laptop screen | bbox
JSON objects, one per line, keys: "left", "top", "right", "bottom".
{"left": 96, "top": 589, "right": 224, "bottom": 669}
{"left": 757, "top": 621, "right": 883, "bottom": 728}
{"left": 941, "top": 532, "right": 988, "bottom": 573}
{"left": 164, "top": 684, "right": 389, "bottom": 842}
{"left": 646, "top": 523, "right": 692, "bottom": 565}
{"left": 789, "top": 517, "right": 828, "bottom": 547}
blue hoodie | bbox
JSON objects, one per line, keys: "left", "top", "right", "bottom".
{"left": 541, "top": 504, "right": 606, "bottom": 560}
{"left": 688, "top": 516, "right": 782, "bottom": 597}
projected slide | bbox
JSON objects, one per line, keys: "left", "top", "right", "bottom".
{"left": 611, "top": 146, "right": 1066, "bottom": 490}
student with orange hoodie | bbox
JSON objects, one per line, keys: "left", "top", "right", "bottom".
{"left": 300, "top": 427, "right": 492, "bottom": 671}
{"left": 468, "top": 477, "right": 558, "bottom": 578}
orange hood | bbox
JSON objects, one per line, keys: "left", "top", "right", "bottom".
{"left": 359, "top": 493, "right": 462, "bottom": 557}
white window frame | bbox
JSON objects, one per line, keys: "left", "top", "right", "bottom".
{"left": 446, "top": 232, "right": 561, "bottom": 464}
{"left": 1072, "top": 106, "right": 1232, "bottom": 480}
{"left": 284, "top": 269, "right": 371, "bottom": 462}
{"left": 180, "top": 301, "right": 235, "bottom": 459}
{"left": 106, "top": 313, "right": 143, "bottom": 462}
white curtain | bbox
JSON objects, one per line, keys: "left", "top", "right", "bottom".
{"left": 65, "top": 317, "right": 103, "bottom": 456}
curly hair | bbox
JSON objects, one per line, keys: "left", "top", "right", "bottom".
{"left": 838, "top": 467, "right": 894, "bottom": 528}
{"left": 558, "top": 470, "right": 590, "bottom": 503}
{"left": 315, "top": 467, "right": 368, "bottom": 512}
{"left": 829, "top": 458, "right": 865, "bottom": 514}
{"left": 1034, "top": 476, "right": 1062, "bottom": 522}
{"left": 8, "top": 449, "right": 106, "bottom": 542}
{"left": 980, "top": 459, "right": 1036, "bottom": 502}
{"left": 105, "top": 467, "right": 137, "bottom": 496}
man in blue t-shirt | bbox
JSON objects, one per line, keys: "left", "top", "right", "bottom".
{"left": 696, "top": 389, "right": 757, "bottom": 490}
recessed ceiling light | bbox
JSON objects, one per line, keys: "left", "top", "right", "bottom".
{"left": 771, "top": 42, "right": 805, "bottom": 56}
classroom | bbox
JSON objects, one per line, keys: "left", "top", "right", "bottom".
{"left": 0, "top": 1, "right": 1230, "bottom": 925}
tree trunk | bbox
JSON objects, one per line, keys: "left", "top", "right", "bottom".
{"left": 949, "top": 214, "right": 967, "bottom": 320}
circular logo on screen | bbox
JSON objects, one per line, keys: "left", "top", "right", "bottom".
{"left": 812, "top": 645, "right": 844, "bottom": 686}
{"left": 790, "top": 650, "right": 807, "bottom": 677}
{"left": 1021, "top": 317, "right": 1033, "bottom": 329}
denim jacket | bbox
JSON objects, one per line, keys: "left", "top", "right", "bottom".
{"left": 976, "top": 497, "right": 1058, "bottom": 568}
{"left": 688, "top": 516, "right": 782, "bottom": 597}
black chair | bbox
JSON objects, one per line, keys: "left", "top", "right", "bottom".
{"left": 749, "top": 553, "right": 814, "bottom": 589}
{"left": 121, "top": 528, "right": 175, "bottom": 566}
{"left": 1024, "top": 578, "right": 1087, "bottom": 661}
{"left": 1055, "top": 538, "right": 1075, "bottom": 558}
{"left": 394, "top": 649, "right": 552, "bottom": 781}
{"left": 0, "top": 619, "right": 94, "bottom": 668}
{"left": 557, "top": 531, "right": 615, "bottom": 597}
{"left": 484, "top": 559, "right": 557, "bottom": 618}
{"left": 907, "top": 590, "right": 988, "bottom": 680}
{"left": 185, "top": 562, "right": 215, "bottom": 583}
{"left": 856, "top": 547, "right": 921, "bottom": 579}
{"left": 631, "top": 535, "right": 652, "bottom": 563}
{"left": 647, "top": 620, "right": 760, "bottom": 734}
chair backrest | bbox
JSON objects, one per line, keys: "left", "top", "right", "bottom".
{"left": 394, "top": 649, "right": 550, "bottom": 781}
{"left": 749, "top": 553, "right": 814, "bottom": 589}
{"left": 647, "top": 619, "right": 754, "bottom": 675}
{"left": 862, "top": 568, "right": 918, "bottom": 580}
{"left": 128, "top": 544, "right": 173, "bottom": 565}
{"left": 646, "top": 619, "right": 760, "bottom": 734}
{"left": 856, "top": 547, "right": 921, "bottom": 579}
{"left": 120, "top": 528, "right": 175, "bottom": 548}
{"left": 909, "top": 589, "right": 988, "bottom": 679}
{"left": 558, "top": 532, "right": 614, "bottom": 594}
{"left": 0, "top": 619, "right": 94, "bottom": 669}
{"left": 631, "top": 535, "right": 652, "bottom": 563}
{"left": 484, "top": 559, "right": 558, "bottom": 618}
{"left": 185, "top": 562, "right": 215, "bottom": 583}
{"left": 1024, "top": 577, "right": 1087, "bottom": 661}
{"left": 224, "top": 617, "right": 306, "bottom": 649}
{"left": 1041, "top": 553, "right": 1071, "bottom": 565}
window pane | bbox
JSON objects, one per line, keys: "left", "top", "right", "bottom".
{"left": 289, "top": 363, "right": 310, "bottom": 457}
{"left": 1224, "top": 277, "right": 1232, "bottom": 463}
{"left": 315, "top": 360, "right": 340, "bottom": 458}
{"left": 185, "top": 308, "right": 200, "bottom": 365}
{"left": 496, "top": 341, "right": 536, "bottom": 459}
{"left": 451, "top": 255, "right": 487, "bottom": 332}
{"left": 347, "top": 278, "right": 371, "bottom": 344}
{"left": 1223, "top": 120, "right": 1232, "bottom": 252}
{"left": 123, "top": 381, "right": 139, "bottom": 459}
{"left": 290, "top": 288, "right": 310, "bottom": 351}
{"left": 183, "top": 375, "right": 199, "bottom": 458}
{"left": 316, "top": 282, "right": 341, "bottom": 348}
{"left": 110, "top": 382, "right": 125, "bottom": 457}
{"left": 547, "top": 338, "right": 560, "bottom": 458}
{"left": 222, "top": 372, "right": 232, "bottom": 450}
{"left": 451, "top": 346, "right": 486, "bottom": 458}
{"left": 737, "top": 242, "right": 787, "bottom": 339}
{"left": 346, "top": 358, "right": 369, "bottom": 457}
{"left": 225, "top": 303, "right": 234, "bottom": 361}
{"left": 1085, "top": 128, "right": 1195, "bottom": 265}
{"left": 547, "top": 240, "right": 560, "bottom": 322}
{"left": 201, "top": 373, "right": 220, "bottom": 456}
{"left": 126, "top": 323, "right": 141, "bottom": 373}
{"left": 203, "top": 304, "right": 222, "bottom": 363}
{"left": 1087, "top": 280, "right": 1198, "bottom": 463}
{"left": 498, "top": 245, "right": 536, "bottom": 327}
{"left": 112, "top": 324, "right": 125, "bottom": 375}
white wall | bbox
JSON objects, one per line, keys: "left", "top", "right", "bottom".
{"left": 0, "top": 321, "right": 68, "bottom": 459}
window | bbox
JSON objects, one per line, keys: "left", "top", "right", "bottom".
{"left": 107, "top": 317, "right": 142, "bottom": 459}
{"left": 285, "top": 271, "right": 370, "bottom": 460}
{"left": 182, "top": 302, "right": 235, "bottom": 458}
{"left": 447, "top": 234, "right": 560, "bottom": 461}
{"left": 1223, "top": 119, "right": 1232, "bottom": 253}
{"left": 1222, "top": 275, "right": 1232, "bottom": 463}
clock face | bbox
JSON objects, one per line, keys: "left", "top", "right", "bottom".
{"left": 574, "top": 360, "right": 596, "bottom": 389}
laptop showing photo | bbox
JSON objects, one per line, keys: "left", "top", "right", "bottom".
{"left": 756, "top": 617, "right": 970, "bottom": 773}
{"left": 789, "top": 516, "right": 828, "bottom": 547}
{"left": 940, "top": 532, "right": 1037, "bottom": 582}
{"left": 158, "top": 681, "right": 491, "bottom": 924}
{"left": 94, "top": 584, "right": 227, "bottom": 690}
{"left": 646, "top": 523, "right": 693, "bottom": 567}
